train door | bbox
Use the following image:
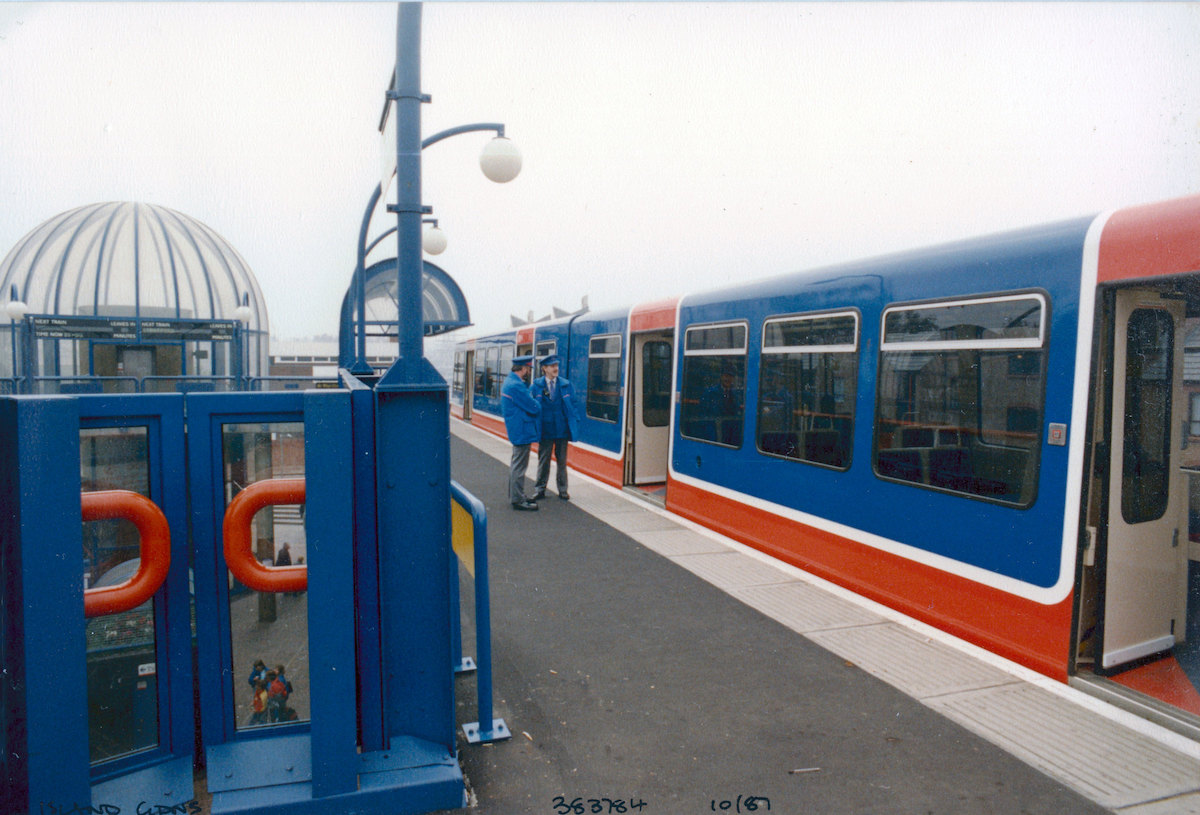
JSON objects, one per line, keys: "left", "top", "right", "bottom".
{"left": 1097, "top": 288, "right": 1189, "bottom": 672}
{"left": 460, "top": 349, "right": 474, "bottom": 420}
{"left": 627, "top": 332, "right": 673, "bottom": 484}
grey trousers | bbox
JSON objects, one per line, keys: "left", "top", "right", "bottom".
{"left": 509, "top": 443, "right": 532, "bottom": 504}
{"left": 535, "top": 437, "right": 569, "bottom": 492}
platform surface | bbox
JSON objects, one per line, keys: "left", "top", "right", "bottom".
{"left": 441, "top": 422, "right": 1200, "bottom": 815}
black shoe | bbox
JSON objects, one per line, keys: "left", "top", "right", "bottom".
{"left": 558, "top": 490, "right": 570, "bottom": 501}
{"left": 511, "top": 500, "right": 539, "bottom": 511}
{"left": 532, "top": 489, "right": 547, "bottom": 501}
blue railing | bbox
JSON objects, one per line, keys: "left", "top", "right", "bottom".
{"left": 250, "top": 376, "right": 342, "bottom": 391}
{"left": 32, "top": 376, "right": 139, "bottom": 394}
{"left": 449, "top": 480, "right": 510, "bottom": 744}
{"left": 20, "top": 375, "right": 342, "bottom": 394}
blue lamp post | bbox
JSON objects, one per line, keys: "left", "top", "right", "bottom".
{"left": 346, "top": 121, "right": 519, "bottom": 374}
{"left": 368, "top": 0, "right": 521, "bottom": 760}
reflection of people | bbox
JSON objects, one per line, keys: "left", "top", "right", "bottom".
{"left": 275, "top": 664, "right": 294, "bottom": 695}
{"left": 502, "top": 355, "right": 541, "bottom": 511}
{"left": 531, "top": 355, "right": 580, "bottom": 501}
{"left": 701, "top": 367, "right": 743, "bottom": 446}
{"left": 247, "top": 659, "right": 267, "bottom": 690}
{"left": 759, "top": 372, "right": 795, "bottom": 432}
{"left": 249, "top": 679, "right": 268, "bottom": 726}
{"left": 275, "top": 542, "right": 291, "bottom": 567}
{"left": 269, "top": 664, "right": 294, "bottom": 722}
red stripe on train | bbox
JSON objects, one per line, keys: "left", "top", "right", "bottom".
{"left": 630, "top": 298, "right": 679, "bottom": 333}
{"left": 1098, "top": 195, "right": 1200, "bottom": 283}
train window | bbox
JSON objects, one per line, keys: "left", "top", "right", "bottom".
{"left": 874, "top": 294, "right": 1047, "bottom": 506}
{"left": 536, "top": 340, "right": 557, "bottom": 359}
{"left": 1122, "top": 309, "right": 1173, "bottom": 524}
{"left": 642, "top": 340, "right": 673, "bottom": 428}
{"left": 758, "top": 312, "right": 858, "bottom": 468}
{"left": 474, "top": 351, "right": 486, "bottom": 397}
{"left": 452, "top": 352, "right": 465, "bottom": 399}
{"left": 499, "top": 345, "right": 514, "bottom": 387}
{"left": 681, "top": 322, "right": 747, "bottom": 448}
{"left": 587, "top": 334, "right": 622, "bottom": 422}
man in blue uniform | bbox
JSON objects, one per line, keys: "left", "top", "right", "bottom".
{"left": 531, "top": 355, "right": 579, "bottom": 500}
{"left": 502, "top": 355, "right": 541, "bottom": 511}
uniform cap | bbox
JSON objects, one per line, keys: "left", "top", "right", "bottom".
{"left": 541, "top": 355, "right": 561, "bottom": 367}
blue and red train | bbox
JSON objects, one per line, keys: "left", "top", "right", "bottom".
{"left": 452, "top": 195, "right": 1200, "bottom": 716}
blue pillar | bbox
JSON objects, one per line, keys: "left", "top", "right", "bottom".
{"left": 0, "top": 396, "right": 90, "bottom": 814}
{"left": 373, "top": 2, "right": 457, "bottom": 754}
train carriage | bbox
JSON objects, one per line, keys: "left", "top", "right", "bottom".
{"left": 452, "top": 194, "right": 1200, "bottom": 725}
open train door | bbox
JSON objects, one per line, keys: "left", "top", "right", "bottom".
{"left": 1098, "top": 287, "right": 1190, "bottom": 672}
{"left": 628, "top": 332, "right": 673, "bottom": 484}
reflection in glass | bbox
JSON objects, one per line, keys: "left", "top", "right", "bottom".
{"left": 81, "top": 426, "right": 158, "bottom": 764}
{"left": 221, "top": 422, "right": 309, "bottom": 730}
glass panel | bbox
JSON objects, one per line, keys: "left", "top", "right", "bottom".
{"left": 452, "top": 352, "right": 464, "bottom": 399}
{"left": 685, "top": 324, "right": 746, "bottom": 352}
{"left": 764, "top": 314, "right": 857, "bottom": 349}
{"left": 883, "top": 297, "right": 1043, "bottom": 345}
{"left": 874, "top": 347, "right": 1044, "bottom": 505}
{"left": 81, "top": 426, "right": 158, "bottom": 763}
{"left": 680, "top": 355, "right": 745, "bottom": 447}
{"left": 499, "top": 345, "right": 514, "bottom": 389}
{"left": 1122, "top": 309, "right": 1174, "bottom": 524}
{"left": 474, "top": 352, "right": 486, "bottom": 398}
{"left": 589, "top": 335, "right": 621, "bottom": 356}
{"left": 641, "top": 341, "right": 672, "bottom": 428}
{"left": 222, "top": 422, "right": 308, "bottom": 730}
{"left": 758, "top": 351, "right": 856, "bottom": 468}
{"left": 587, "top": 356, "right": 621, "bottom": 422}
{"left": 536, "top": 340, "right": 557, "bottom": 357}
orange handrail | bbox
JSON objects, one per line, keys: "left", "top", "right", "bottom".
{"left": 222, "top": 478, "right": 307, "bottom": 593}
{"left": 82, "top": 491, "right": 172, "bottom": 618}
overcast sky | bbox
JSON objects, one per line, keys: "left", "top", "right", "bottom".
{"left": 2, "top": 2, "right": 1198, "bottom": 344}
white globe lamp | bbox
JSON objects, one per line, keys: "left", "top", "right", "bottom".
{"left": 423, "top": 226, "right": 448, "bottom": 255}
{"left": 480, "top": 137, "right": 522, "bottom": 183}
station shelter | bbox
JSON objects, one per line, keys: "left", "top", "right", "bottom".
{"left": 0, "top": 202, "right": 269, "bottom": 395}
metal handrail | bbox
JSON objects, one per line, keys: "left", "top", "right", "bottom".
{"left": 82, "top": 491, "right": 171, "bottom": 617}
{"left": 450, "top": 479, "right": 510, "bottom": 743}
{"left": 222, "top": 479, "right": 308, "bottom": 593}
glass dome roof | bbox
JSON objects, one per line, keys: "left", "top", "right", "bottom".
{"left": 0, "top": 201, "right": 267, "bottom": 330}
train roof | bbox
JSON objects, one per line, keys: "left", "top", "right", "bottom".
{"left": 677, "top": 213, "right": 1098, "bottom": 312}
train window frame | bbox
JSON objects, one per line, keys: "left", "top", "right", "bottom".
{"left": 586, "top": 333, "right": 623, "bottom": 423}
{"left": 756, "top": 309, "right": 859, "bottom": 470}
{"left": 680, "top": 320, "right": 749, "bottom": 449}
{"left": 873, "top": 291, "right": 1049, "bottom": 508}
{"left": 535, "top": 339, "right": 557, "bottom": 359}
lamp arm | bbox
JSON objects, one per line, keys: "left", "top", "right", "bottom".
{"left": 421, "top": 123, "right": 505, "bottom": 150}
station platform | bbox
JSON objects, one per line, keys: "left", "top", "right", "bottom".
{"left": 442, "top": 420, "right": 1200, "bottom": 815}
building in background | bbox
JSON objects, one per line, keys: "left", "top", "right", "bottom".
{"left": 1, "top": 202, "right": 268, "bottom": 393}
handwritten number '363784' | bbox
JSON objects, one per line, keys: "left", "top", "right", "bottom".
{"left": 551, "top": 796, "right": 648, "bottom": 814}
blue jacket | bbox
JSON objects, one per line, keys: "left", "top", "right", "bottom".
{"left": 502, "top": 371, "right": 541, "bottom": 445}
{"left": 531, "top": 375, "right": 579, "bottom": 441}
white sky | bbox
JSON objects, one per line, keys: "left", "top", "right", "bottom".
{"left": 2, "top": 2, "right": 1198, "bottom": 343}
